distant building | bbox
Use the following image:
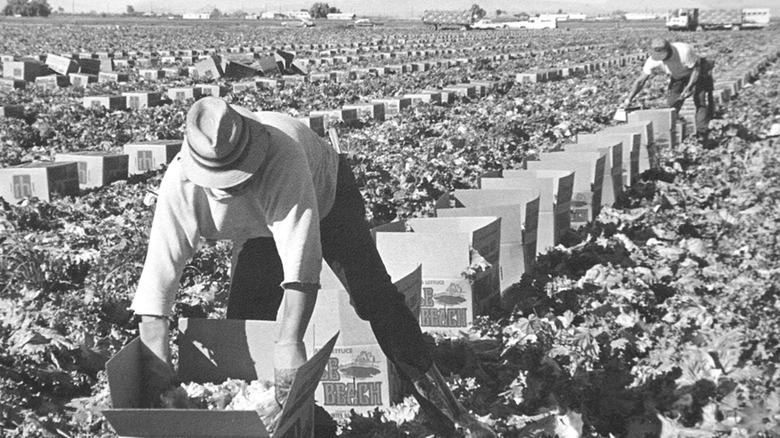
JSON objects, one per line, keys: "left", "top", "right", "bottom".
{"left": 288, "top": 11, "right": 311, "bottom": 19}
{"left": 327, "top": 12, "right": 356, "bottom": 20}
{"left": 260, "top": 11, "right": 286, "bottom": 19}
{"left": 183, "top": 13, "right": 210, "bottom": 19}
{"left": 625, "top": 12, "right": 660, "bottom": 20}
{"left": 539, "top": 13, "right": 568, "bottom": 22}
{"left": 567, "top": 13, "right": 587, "bottom": 20}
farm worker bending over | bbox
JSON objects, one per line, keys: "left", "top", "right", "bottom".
{"left": 131, "top": 96, "right": 495, "bottom": 437}
{"left": 623, "top": 38, "right": 714, "bottom": 144}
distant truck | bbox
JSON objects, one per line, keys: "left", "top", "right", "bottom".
{"left": 472, "top": 16, "right": 557, "bottom": 30}
{"left": 422, "top": 10, "right": 478, "bottom": 30}
{"left": 666, "top": 8, "right": 771, "bottom": 31}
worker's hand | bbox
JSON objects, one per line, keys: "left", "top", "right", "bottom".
{"left": 680, "top": 87, "right": 693, "bottom": 100}
{"left": 620, "top": 97, "right": 632, "bottom": 109}
{"left": 273, "top": 341, "right": 307, "bottom": 407}
{"left": 138, "top": 317, "right": 176, "bottom": 408}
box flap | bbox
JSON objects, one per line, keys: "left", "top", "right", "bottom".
{"left": 275, "top": 333, "right": 338, "bottom": 437}
{"left": 105, "top": 338, "right": 141, "bottom": 409}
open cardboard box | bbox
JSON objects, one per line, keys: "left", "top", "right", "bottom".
{"left": 479, "top": 169, "right": 573, "bottom": 256}
{"left": 563, "top": 139, "right": 623, "bottom": 206}
{"left": 103, "top": 319, "right": 338, "bottom": 438}
{"left": 434, "top": 189, "right": 540, "bottom": 293}
{"left": 601, "top": 121, "right": 654, "bottom": 173}
{"left": 527, "top": 151, "right": 606, "bottom": 228}
{"left": 303, "top": 263, "right": 421, "bottom": 419}
{"left": 576, "top": 132, "right": 640, "bottom": 187}
{"left": 372, "top": 217, "right": 501, "bottom": 335}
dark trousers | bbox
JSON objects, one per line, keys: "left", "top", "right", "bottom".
{"left": 668, "top": 73, "right": 714, "bottom": 137}
{"left": 226, "top": 155, "right": 432, "bottom": 380}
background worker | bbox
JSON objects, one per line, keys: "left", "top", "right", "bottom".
{"left": 623, "top": 38, "right": 715, "bottom": 144}
{"left": 130, "top": 96, "right": 495, "bottom": 437}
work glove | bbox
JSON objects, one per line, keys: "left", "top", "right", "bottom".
{"left": 139, "top": 318, "right": 176, "bottom": 408}
{"left": 273, "top": 341, "right": 307, "bottom": 408}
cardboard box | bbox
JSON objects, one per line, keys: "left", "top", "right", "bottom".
{"left": 600, "top": 121, "right": 654, "bottom": 173}
{"left": 370, "top": 98, "right": 411, "bottom": 117}
{"left": 45, "top": 54, "right": 78, "bottom": 75}
{"left": 194, "top": 55, "right": 224, "bottom": 79}
{"left": 479, "top": 170, "right": 574, "bottom": 255}
{"left": 373, "top": 217, "right": 502, "bottom": 334}
{"left": 3, "top": 60, "right": 49, "bottom": 82}
{"left": 257, "top": 78, "right": 280, "bottom": 89}
{"left": 69, "top": 73, "right": 98, "bottom": 87}
{"left": 139, "top": 69, "right": 163, "bottom": 80}
{"left": 563, "top": 139, "right": 623, "bottom": 207}
{"left": 98, "top": 72, "right": 129, "bottom": 83}
{"left": 404, "top": 92, "right": 439, "bottom": 106}
{"left": 435, "top": 189, "right": 539, "bottom": 292}
{"left": 0, "top": 161, "right": 79, "bottom": 203}
{"left": 576, "top": 132, "right": 641, "bottom": 187}
{"left": 528, "top": 151, "right": 606, "bottom": 228}
{"left": 123, "top": 140, "right": 182, "bottom": 175}
{"left": 303, "top": 264, "right": 421, "bottom": 420}
{"left": 167, "top": 87, "right": 202, "bottom": 102}
{"left": 78, "top": 58, "right": 103, "bottom": 75}
{"left": 54, "top": 152, "right": 129, "bottom": 188}
{"left": 0, "top": 78, "right": 26, "bottom": 90}
{"left": 443, "top": 84, "right": 477, "bottom": 98}
{"left": 34, "top": 74, "right": 69, "bottom": 89}
{"left": 233, "top": 81, "right": 258, "bottom": 93}
{"left": 342, "top": 103, "right": 385, "bottom": 122}
{"left": 628, "top": 108, "right": 677, "bottom": 148}
{"left": 123, "top": 91, "right": 163, "bottom": 110}
{"left": 0, "top": 105, "right": 25, "bottom": 119}
{"left": 83, "top": 95, "right": 126, "bottom": 111}
{"left": 196, "top": 84, "right": 230, "bottom": 97}
{"left": 102, "top": 319, "right": 338, "bottom": 438}
{"left": 516, "top": 71, "right": 546, "bottom": 83}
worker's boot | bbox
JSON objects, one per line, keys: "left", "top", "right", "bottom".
{"left": 412, "top": 364, "right": 497, "bottom": 438}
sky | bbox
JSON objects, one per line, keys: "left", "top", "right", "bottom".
{"left": 46, "top": 0, "right": 780, "bottom": 18}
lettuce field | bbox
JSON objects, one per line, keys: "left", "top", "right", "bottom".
{"left": 1, "top": 18, "right": 780, "bottom": 438}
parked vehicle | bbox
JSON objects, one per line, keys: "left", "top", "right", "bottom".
{"left": 281, "top": 18, "right": 315, "bottom": 27}
{"left": 473, "top": 16, "right": 557, "bottom": 30}
{"left": 353, "top": 18, "right": 377, "bottom": 27}
{"left": 666, "top": 8, "right": 771, "bottom": 31}
{"left": 422, "top": 10, "right": 477, "bottom": 30}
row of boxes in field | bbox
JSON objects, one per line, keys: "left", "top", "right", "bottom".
{"left": 2, "top": 40, "right": 605, "bottom": 76}
{"left": 0, "top": 78, "right": 501, "bottom": 202}
{"left": 0, "top": 141, "right": 181, "bottom": 203}
{"left": 515, "top": 53, "right": 644, "bottom": 83}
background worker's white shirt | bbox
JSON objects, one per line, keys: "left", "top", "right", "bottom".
{"left": 642, "top": 42, "right": 699, "bottom": 79}
{"left": 131, "top": 112, "right": 340, "bottom": 317}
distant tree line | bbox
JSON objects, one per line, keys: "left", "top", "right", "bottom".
{"left": 3, "top": 0, "right": 52, "bottom": 17}
{"left": 310, "top": 3, "right": 341, "bottom": 19}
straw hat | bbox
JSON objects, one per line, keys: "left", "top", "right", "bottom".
{"left": 650, "top": 38, "right": 672, "bottom": 62}
{"left": 182, "top": 97, "right": 267, "bottom": 189}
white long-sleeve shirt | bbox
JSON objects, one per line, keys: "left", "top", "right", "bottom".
{"left": 131, "top": 111, "right": 340, "bottom": 317}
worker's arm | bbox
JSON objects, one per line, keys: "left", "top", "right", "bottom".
{"left": 680, "top": 58, "right": 701, "bottom": 100}
{"left": 624, "top": 72, "right": 651, "bottom": 107}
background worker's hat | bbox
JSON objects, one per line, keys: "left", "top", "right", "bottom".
{"left": 650, "top": 38, "right": 672, "bottom": 61}
{"left": 182, "top": 97, "right": 268, "bottom": 189}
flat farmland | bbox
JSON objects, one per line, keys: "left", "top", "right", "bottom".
{"left": 1, "top": 18, "right": 780, "bottom": 438}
